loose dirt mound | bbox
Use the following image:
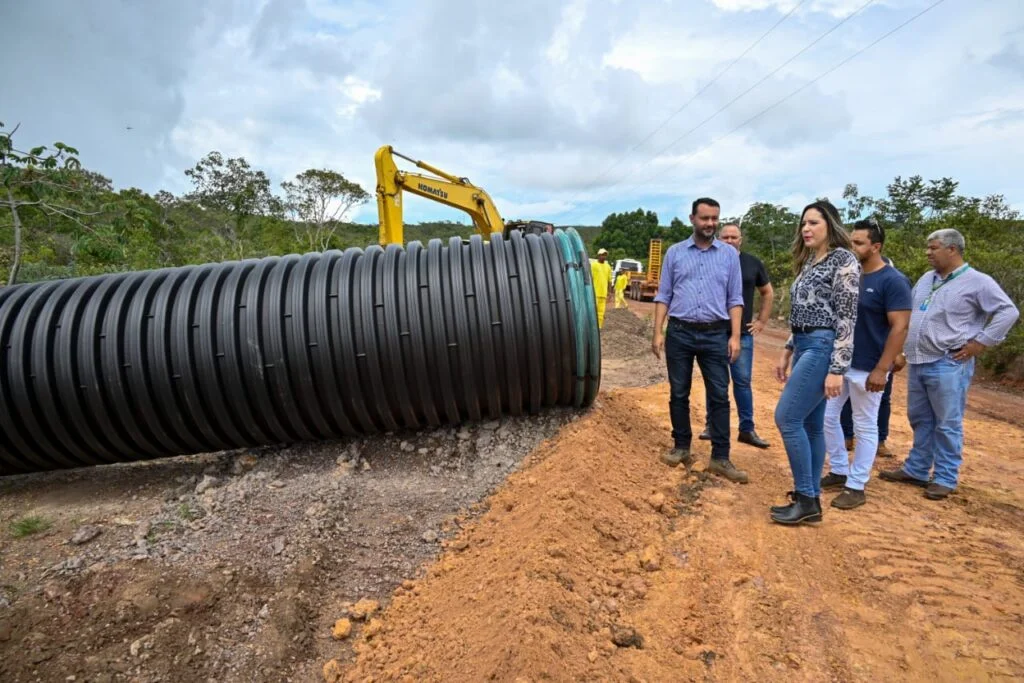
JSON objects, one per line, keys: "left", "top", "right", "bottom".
{"left": 0, "top": 412, "right": 574, "bottom": 682}
{"left": 600, "top": 308, "right": 654, "bottom": 359}
{"left": 599, "top": 308, "right": 667, "bottom": 389}
{"left": 340, "top": 388, "right": 717, "bottom": 682}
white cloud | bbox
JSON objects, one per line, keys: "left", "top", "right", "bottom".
{"left": 337, "top": 76, "right": 382, "bottom": 117}
{"left": 546, "top": 0, "right": 589, "bottom": 64}
{"left": 4, "top": 0, "right": 1022, "bottom": 230}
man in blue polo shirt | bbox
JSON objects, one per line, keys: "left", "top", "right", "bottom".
{"left": 820, "top": 219, "right": 912, "bottom": 509}
{"left": 839, "top": 255, "right": 911, "bottom": 458}
{"left": 651, "top": 197, "right": 746, "bottom": 483}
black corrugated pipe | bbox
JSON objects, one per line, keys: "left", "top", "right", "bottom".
{"left": 0, "top": 230, "right": 601, "bottom": 476}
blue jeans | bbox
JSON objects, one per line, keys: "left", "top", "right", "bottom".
{"left": 901, "top": 356, "right": 974, "bottom": 489}
{"left": 840, "top": 370, "right": 894, "bottom": 441}
{"left": 774, "top": 329, "right": 835, "bottom": 497}
{"left": 665, "top": 320, "right": 731, "bottom": 460}
{"left": 705, "top": 333, "right": 755, "bottom": 433}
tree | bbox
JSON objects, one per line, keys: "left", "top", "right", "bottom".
{"left": 593, "top": 209, "right": 660, "bottom": 261}
{"left": 184, "top": 151, "right": 281, "bottom": 257}
{"left": 281, "top": 169, "right": 369, "bottom": 251}
{"left": 1, "top": 122, "right": 85, "bottom": 285}
{"left": 841, "top": 184, "right": 875, "bottom": 221}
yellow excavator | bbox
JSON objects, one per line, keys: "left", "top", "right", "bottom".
{"left": 374, "top": 145, "right": 553, "bottom": 246}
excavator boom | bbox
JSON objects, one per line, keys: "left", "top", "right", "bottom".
{"left": 375, "top": 145, "right": 505, "bottom": 245}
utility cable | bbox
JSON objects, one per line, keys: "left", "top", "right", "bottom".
{"left": 568, "top": 0, "right": 949, "bottom": 223}
{"left": 571, "top": 0, "right": 808, "bottom": 198}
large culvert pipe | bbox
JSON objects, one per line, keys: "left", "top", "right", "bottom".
{"left": 0, "top": 230, "right": 600, "bottom": 476}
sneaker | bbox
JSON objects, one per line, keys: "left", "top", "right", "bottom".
{"left": 706, "top": 458, "right": 749, "bottom": 484}
{"left": 831, "top": 487, "right": 866, "bottom": 509}
{"left": 876, "top": 441, "right": 894, "bottom": 458}
{"left": 924, "top": 483, "right": 954, "bottom": 500}
{"left": 878, "top": 468, "right": 929, "bottom": 487}
{"left": 661, "top": 448, "right": 693, "bottom": 468}
{"left": 738, "top": 431, "right": 770, "bottom": 449}
{"left": 698, "top": 429, "right": 711, "bottom": 441}
{"left": 820, "top": 472, "right": 848, "bottom": 489}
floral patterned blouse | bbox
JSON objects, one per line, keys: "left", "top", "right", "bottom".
{"left": 787, "top": 247, "right": 861, "bottom": 374}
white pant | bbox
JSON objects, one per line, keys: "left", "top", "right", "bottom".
{"left": 824, "top": 368, "right": 886, "bottom": 491}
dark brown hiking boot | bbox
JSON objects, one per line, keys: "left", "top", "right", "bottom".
{"left": 698, "top": 429, "right": 711, "bottom": 441}
{"left": 924, "top": 483, "right": 954, "bottom": 500}
{"left": 707, "top": 458, "right": 749, "bottom": 484}
{"left": 661, "top": 448, "right": 693, "bottom": 468}
{"left": 879, "top": 468, "right": 929, "bottom": 487}
{"left": 831, "top": 487, "right": 866, "bottom": 510}
{"left": 820, "top": 472, "right": 848, "bottom": 489}
{"left": 876, "top": 441, "right": 894, "bottom": 458}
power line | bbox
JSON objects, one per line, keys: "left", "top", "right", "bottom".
{"left": 570, "top": 0, "right": 807, "bottom": 197}
{"left": 567, "top": 0, "right": 949, "bottom": 223}
{"left": 562, "top": 0, "right": 876, "bottom": 222}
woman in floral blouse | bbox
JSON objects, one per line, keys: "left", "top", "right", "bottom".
{"left": 772, "top": 200, "right": 860, "bottom": 525}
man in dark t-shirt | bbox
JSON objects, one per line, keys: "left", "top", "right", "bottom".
{"left": 700, "top": 223, "right": 774, "bottom": 448}
{"left": 821, "top": 220, "right": 912, "bottom": 510}
{"left": 839, "top": 255, "right": 912, "bottom": 457}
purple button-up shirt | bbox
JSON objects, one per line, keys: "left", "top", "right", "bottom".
{"left": 654, "top": 236, "right": 743, "bottom": 322}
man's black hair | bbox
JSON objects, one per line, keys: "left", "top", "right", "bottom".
{"left": 691, "top": 197, "right": 720, "bottom": 215}
{"left": 852, "top": 217, "right": 885, "bottom": 246}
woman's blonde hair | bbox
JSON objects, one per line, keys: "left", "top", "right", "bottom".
{"left": 791, "top": 200, "right": 851, "bottom": 274}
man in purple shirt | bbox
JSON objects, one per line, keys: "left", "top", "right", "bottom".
{"left": 651, "top": 198, "right": 746, "bottom": 483}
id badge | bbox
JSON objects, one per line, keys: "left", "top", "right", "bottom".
{"left": 919, "top": 300, "right": 929, "bottom": 311}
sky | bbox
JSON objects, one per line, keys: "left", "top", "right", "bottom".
{"left": 3, "top": 0, "right": 1023, "bottom": 226}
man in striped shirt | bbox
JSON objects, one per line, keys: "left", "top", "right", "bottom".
{"left": 651, "top": 198, "right": 747, "bottom": 483}
{"left": 880, "top": 228, "right": 1019, "bottom": 500}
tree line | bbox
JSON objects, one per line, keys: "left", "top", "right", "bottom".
{"left": 0, "top": 122, "right": 478, "bottom": 286}
{"left": 2, "top": 122, "right": 1021, "bottom": 377}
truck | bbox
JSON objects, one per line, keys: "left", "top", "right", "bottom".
{"left": 612, "top": 258, "right": 643, "bottom": 289}
{"left": 627, "top": 239, "right": 663, "bottom": 301}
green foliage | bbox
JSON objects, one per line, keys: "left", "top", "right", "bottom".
{"left": 735, "top": 202, "right": 801, "bottom": 286}
{"left": 10, "top": 514, "right": 51, "bottom": 538}
{"left": 592, "top": 209, "right": 689, "bottom": 266}
{"left": 281, "top": 168, "right": 370, "bottom": 251}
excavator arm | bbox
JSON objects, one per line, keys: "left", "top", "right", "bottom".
{"left": 375, "top": 145, "right": 505, "bottom": 246}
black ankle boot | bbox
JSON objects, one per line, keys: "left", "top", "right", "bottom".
{"left": 770, "top": 491, "right": 796, "bottom": 514}
{"left": 771, "top": 493, "right": 822, "bottom": 525}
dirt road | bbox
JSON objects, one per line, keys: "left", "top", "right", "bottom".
{"left": 344, "top": 307, "right": 1024, "bottom": 682}
{"left": 1, "top": 305, "right": 1022, "bottom": 682}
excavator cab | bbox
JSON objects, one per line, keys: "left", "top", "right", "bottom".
{"left": 502, "top": 220, "right": 555, "bottom": 239}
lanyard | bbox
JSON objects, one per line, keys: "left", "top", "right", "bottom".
{"left": 920, "top": 264, "right": 970, "bottom": 311}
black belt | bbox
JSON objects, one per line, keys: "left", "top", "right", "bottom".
{"left": 791, "top": 325, "right": 832, "bottom": 334}
{"left": 671, "top": 318, "right": 730, "bottom": 331}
